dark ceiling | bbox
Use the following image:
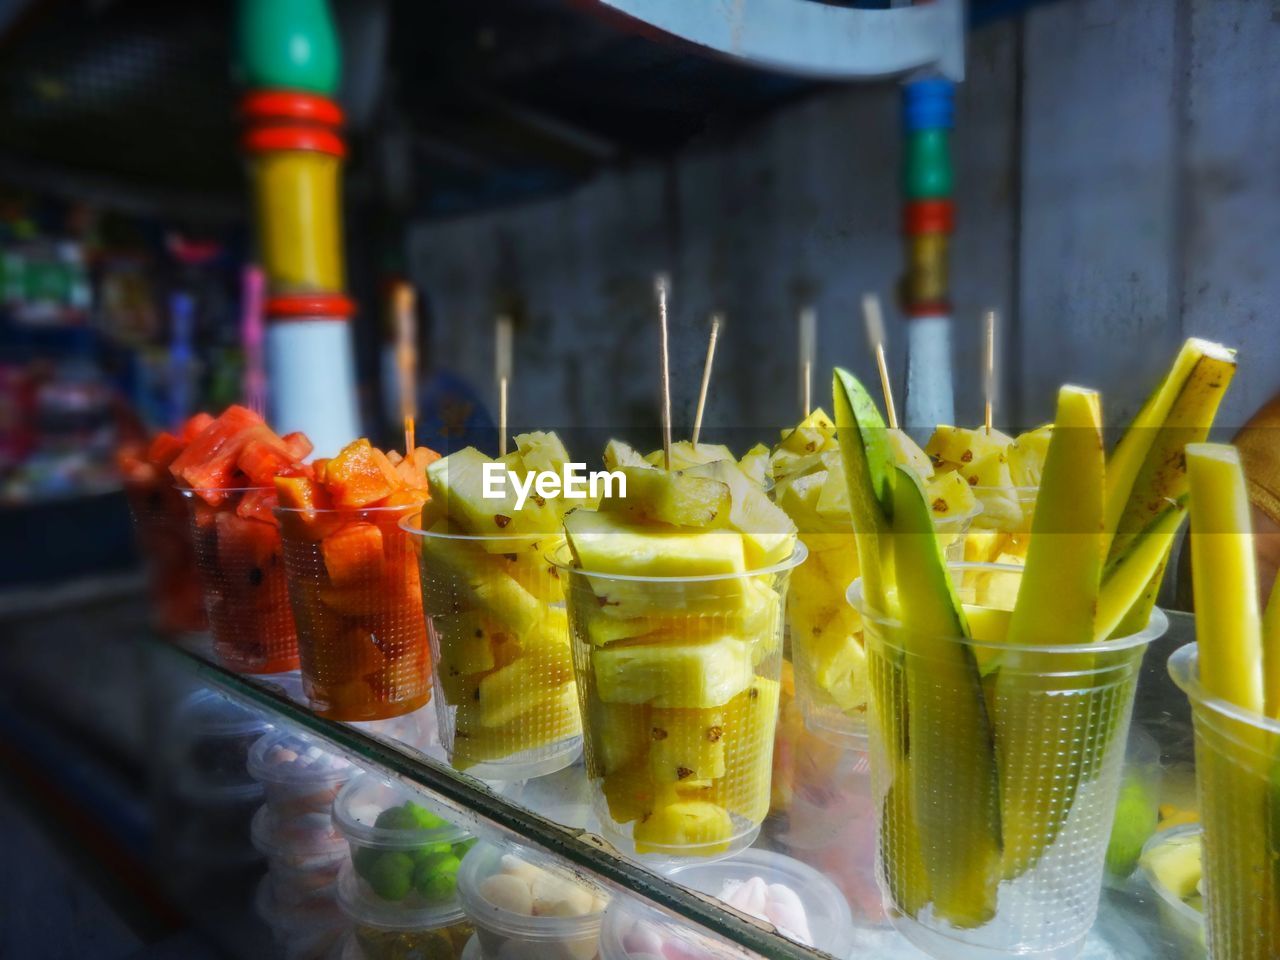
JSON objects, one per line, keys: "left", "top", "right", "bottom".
{"left": 0, "top": 0, "right": 1044, "bottom": 222}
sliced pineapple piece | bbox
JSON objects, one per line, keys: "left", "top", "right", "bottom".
{"left": 598, "top": 467, "right": 731, "bottom": 528}
{"left": 601, "top": 761, "right": 656, "bottom": 824}
{"left": 925, "top": 470, "right": 979, "bottom": 521}
{"left": 685, "top": 459, "right": 797, "bottom": 567}
{"left": 477, "top": 652, "right": 575, "bottom": 728}
{"left": 451, "top": 684, "right": 581, "bottom": 768}
{"left": 777, "top": 408, "right": 837, "bottom": 455}
{"left": 604, "top": 439, "right": 650, "bottom": 471}
{"left": 513, "top": 431, "right": 570, "bottom": 475}
{"left": 644, "top": 440, "right": 735, "bottom": 471}
{"left": 563, "top": 509, "right": 745, "bottom": 578}
{"left": 889, "top": 428, "right": 934, "bottom": 478}
{"left": 925, "top": 425, "right": 1012, "bottom": 470}
{"left": 418, "top": 524, "right": 544, "bottom": 633}
{"left": 633, "top": 800, "right": 734, "bottom": 854}
{"left": 648, "top": 707, "right": 728, "bottom": 782}
{"left": 708, "top": 676, "right": 781, "bottom": 823}
{"left": 592, "top": 635, "right": 754, "bottom": 708}
{"left": 590, "top": 701, "right": 651, "bottom": 774}
{"left": 1008, "top": 424, "right": 1052, "bottom": 488}
{"left": 738, "top": 443, "right": 771, "bottom": 487}
{"left": 433, "top": 611, "right": 501, "bottom": 675}
{"left": 426, "top": 447, "right": 561, "bottom": 547}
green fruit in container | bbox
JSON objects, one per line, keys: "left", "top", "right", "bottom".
{"left": 367, "top": 851, "right": 415, "bottom": 901}
{"left": 414, "top": 854, "right": 461, "bottom": 901}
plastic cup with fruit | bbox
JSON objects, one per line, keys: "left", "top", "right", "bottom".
{"left": 251, "top": 803, "right": 348, "bottom": 899}
{"left": 338, "top": 860, "right": 475, "bottom": 960}
{"left": 457, "top": 840, "right": 609, "bottom": 960}
{"left": 554, "top": 448, "right": 804, "bottom": 860}
{"left": 256, "top": 874, "right": 347, "bottom": 960}
{"left": 401, "top": 433, "right": 585, "bottom": 780}
{"left": 248, "top": 727, "right": 357, "bottom": 816}
{"left": 172, "top": 405, "right": 315, "bottom": 674}
{"left": 276, "top": 438, "right": 440, "bottom": 721}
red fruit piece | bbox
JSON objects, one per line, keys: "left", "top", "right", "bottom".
{"left": 325, "top": 439, "right": 395, "bottom": 508}
{"left": 281, "top": 431, "right": 313, "bottom": 461}
{"left": 236, "top": 488, "right": 280, "bottom": 527}
{"left": 237, "top": 433, "right": 297, "bottom": 485}
{"left": 146, "top": 432, "right": 186, "bottom": 468}
{"left": 322, "top": 522, "right": 385, "bottom": 586}
{"left": 170, "top": 405, "right": 265, "bottom": 497}
{"left": 216, "top": 509, "right": 281, "bottom": 572}
{"left": 181, "top": 412, "right": 215, "bottom": 441}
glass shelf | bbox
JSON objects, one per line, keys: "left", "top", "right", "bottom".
{"left": 154, "top": 609, "right": 1204, "bottom": 960}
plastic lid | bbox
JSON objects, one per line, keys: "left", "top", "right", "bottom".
{"left": 666, "top": 849, "right": 852, "bottom": 957}
{"left": 241, "top": 90, "right": 344, "bottom": 127}
{"left": 600, "top": 897, "right": 740, "bottom": 960}
{"left": 242, "top": 124, "right": 347, "bottom": 157}
{"left": 266, "top": 294, "right": 356, "bottom": 321}
{"left": 176, "top": 689, "right": 272, "bottom": 738}
{"left": 457, "top": 840, "right": 608, "bottom": 941}
{"left": 337, "top": 862, "right": 467, "bottom": 932}
{"left": 334, "top": 775, "right": 471, "bottom": 850}
{"left": 903, "top": 77, "right": 955, "bottom": 131}
{"left": 251, "top": 804, "right": 348, "bottom": 861}
{"left": 903, "top": 199, "right": 954, "bottom": 235}
{"left": 248, "top": 728, "right": 355, "bottom": 787}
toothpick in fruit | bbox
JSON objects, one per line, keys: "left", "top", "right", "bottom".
{"left": 691, "top": 314, "right": 721, "bottom": 448}
{"left": 798, "top": 305, "right": 816, "bottom": 417}
{"left": 984, "top": 309, "right": 996, "bottom": 436}
{"left": 393, "top": 282, "right": 418, "bottom": 451}
{"left": 862, "top": 293, "right": 898, "bottom": 430}
{"left": 656, "top": 274, "right": 673, "bottom": 470}
{"left": 495, "top": 314, "right": 513, "bottom": 457}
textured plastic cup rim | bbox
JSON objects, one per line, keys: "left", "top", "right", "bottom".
{"left": 848, "top": 561, "right": 1169, "bottom": 656}
{"left": 1169, "top": 642, "right": 1280, "bottom": 736}
{"left": 547, "top": 537, "right": 809, "bottom": 583}
{"left": 278, "top": 502, "right": 423, "bottom": 516}
{"left": 398, "top": 512, "right": 555, "bottom": 543}
{"left": 177, "top": 484, "right": 274, "bottom": 496}
{"left": 333, "top": 774, "right": 471, "bottom": 849}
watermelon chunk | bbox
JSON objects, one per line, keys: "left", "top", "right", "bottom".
{"left": 170, "top": 405, "right": 264, "bottom": 494}
{"left": 237, "top": 434, "right": 296, "bottom": 486}
{"left": 236, "top": 488, "right": 280, "bottom": 527}
{"left": 181, "top": 412, "right": 215, "bottom": 441}
{"left": 282, "top": 431, "right": 313, "bottom": 461}
{"left": 146, "top": 432, "right": 186, "bottom": 468}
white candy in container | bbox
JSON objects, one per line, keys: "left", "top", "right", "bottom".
{"left": 457, "top": 840, "right": 609, "bottom": 960}
{"left": 248, "top": 727, "right": 357, "bottom": 816}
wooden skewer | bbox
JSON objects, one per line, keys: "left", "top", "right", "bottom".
{"left": 691, "top": 314, "right": 721, "bottom": 447}
{"left": 798, "top": 305, "right": 816, "bottom": 417}
{"left": 404, "top": 416, "right": 415, "bottom": 455}
{"left": 862, "top": 293, "right": 898, "bottom": 429}
{"left": 984, "top": 309, "right": 997, "bottom": 436}
{"left": 393, "top": 283, "right": 418, "bottom": 452}
{"left": 655, "top": 274, "right": 673, "bottom": 470}
{"left": 495, "top": 314, "right": 513, "bottom": 458}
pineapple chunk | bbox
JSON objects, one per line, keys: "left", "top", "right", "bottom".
{"left": 925, "top": 425, "right": 1012, "bottom": 469}
{"left": 418, "top": 524, "right": 544, "bottom": 633}
{"left": 433, "top": 611, "right": 501, "bottom": 675}
{"left": 685, "top": 460, "right": 797, "bottom": 567}
{"left": 477, "top": 651, "right": 575, "bottom": 727}
{"left": 563, "top": 509, "right": 745, "bottom": 578}
{"left": 437, "top": 665, "right": 485, "bottom": 704}
{"left": 925, "top": 470, "right": 979, "bottom": 521}
{"left": 452, "top": 684, "right": 581, "bottom": 769}
{"left": 775, "top": 469, "right": 828, "bottom": 533}
{"left": 633, "top": 800, "right": 734, "bottom": 854}
{"left": 598, "top": 467, "right": 731, "bottom": 527}
{"left": 426, "top": 447, "right": 560, "bottom": 546}
{"left": 1008, "top": 425, "right": 1052, "bottom": 488}
{"left": 603, "top": 439, "right": 651, "bottom": 471}
{"left": 600, "top": 761, "right": 655, "bottom": 824}
{"left": 513, "top": 606, "right": 570, "bottom": 658}
{"left": 777, "top": 408, "right": 837, "bottom": 455}
{"left": 805, "top": 616, "right": 866, "bottom": 709}
{"left": 738, "top": 443, "right": 771, "bottom": 487}
{"left": 814, "top": 457, "right": 851, "bottom": 521}
{"left": 513, "top": 431, "right": 570, "bottom": 475}
{"left": 710, "top": 676, "right": 781, "bottom": 823}
{"left": 963, "top": 527, "right": 1004, "bottom": 564}
{"left": 580, "top": 609, "right": 681, "bottom": 646}
{"left": 648, "top": 707, "right": 728, "bottom": 782}
{"left": 590, "top": 701, "right": 651, "bottom": 774}
{"left": 644, "top": 440, "right": 735, "bottom": 471}
{"left": 889, "top": 428, "right": 934, "bottom": 478}
{"left": 592, "top": 635, "right": 754, "bottom": 708}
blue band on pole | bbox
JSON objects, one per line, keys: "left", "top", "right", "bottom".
{"left": 904, "top": 77, "right": 954, "bottom": 131}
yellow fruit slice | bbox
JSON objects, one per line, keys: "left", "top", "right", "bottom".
{"left": 633, "top": 800, "right": 734, "bottom": 854}
{"left": 1265, "top": 570, "right": 1280, "bottom": 720}
{"left": 598, "top": 467, "right": 731, "bottom": 528}
{"left": 648, "top": 707, "right": 728, "bottom": 782}
{"left": 591, "top": 635, "right": 754, "bottom": 709}
{"left": 563, "top": 508, "right": 745, "bottom": 578}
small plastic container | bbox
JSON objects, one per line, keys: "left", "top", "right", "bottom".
{"left": 339, "top": 862, "right": 474, "bottom": 960}
{"left": 401, "top": 518, "right": 583, "bottom": 781}
{"left": 667, "top": 848, "right": 852, "bottom": 957}
{"left": 257, "top": 875, "right": 347, "bottom": 960}
{"left": 554, "top": 540, "right": 806, "bottom": 861}
{"left": 1138, "top": 824, "right": 1205, "bottom": 951}
{"left": 599, "top": 896, "right": 747, "bottom": 960}
{"left": 184, "top": 486, "right": 300, "bottom": 674}
{"left": 252, "top": 804, "right": 347, "bottom": 883}
{"left": 279, "top": 504, "right": 431, "bottom": 721}
{"left": 457, "top": 840, "right": 609, "bottom": 960}
{"left": 249, "top": 727, "right": 357, "bottom": 815}
{"left": 333, "top": 775, "right": 474, "bottom": 910}
{"left": 169, "top": 689, "right": 272, "bottom": 797}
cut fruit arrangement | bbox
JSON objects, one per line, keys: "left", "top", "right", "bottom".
{"left": 768, "top": 409, "right": 977, "bottom": 744}
{"left": 835, "top": 336, "right": 1236, "bottom": 941}
{"left": 1170, "top": 442, "right": 1280, "bottom": 959}
{"left": 117, "top": 413, "right": 214, "bottom": 636}
{"left": 558, "top": 443, "right": 800, "bottom": 857}
{"left": 170, "top": 405, "right": 314, "bottom": 674}
{"left": 407, "top": 433, "right": 585, "bottom": 774}
{"left": 275, "top": 437, "right": 440, "bottom": 721}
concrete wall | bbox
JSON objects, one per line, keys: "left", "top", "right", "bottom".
{"left": 409, "top": 0, "right": 1280, "bottom": 453}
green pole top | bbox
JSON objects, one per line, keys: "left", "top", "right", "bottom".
{"left": 236, "top": 0, "right": 341, "bottom": 96}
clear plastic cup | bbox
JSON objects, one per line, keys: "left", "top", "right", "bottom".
{"left": 167, "top": 689, "right": 272, "bottom": 797}
{"left": 256, "top": 875, "right": 347, "bottom": 960}
{"left": 1169, "top": 642, "right": 1279, "bottom": 960}
{"left": 401, "top": 515, "right": 583, "bottom": 780}
{"left": 851, "top": 563, "right": 1167, "bottom": 960}
{"left": 248, "top": 727, "right": 358, "bottom": 816}
{"left": 124, "top": 477, "right": 207, "bottom": 637}
{"left": 964, "top": 485, "right": 1039, "bottom": 563}
{"left": 338, "top": 861, "right": 474, "bottom": 960}
{"left": 279, "top": 504, "right": 432, "bottom": 721}
{"left": 333, "top": 774, "right": 475, "bottom": 910}
{"left": 554, "top": 541, "right": 806, "bottom": 861}
{"left": 183, "top": 486, "right": 300, "bottom": 673}
{"left": 251, "top": 803, "right": 348, "bottom": 895}
{"left": 1137, "top": 823, "right": 1205, "bottom": 952}
{"left": 456, "top": 839, "right": 609, "bottom": 960}
{"left": 789, "top": 504, "right": 979, "bottom": 750}
{"left": 667, "top": 848, "right": 853, "bottom": 956}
